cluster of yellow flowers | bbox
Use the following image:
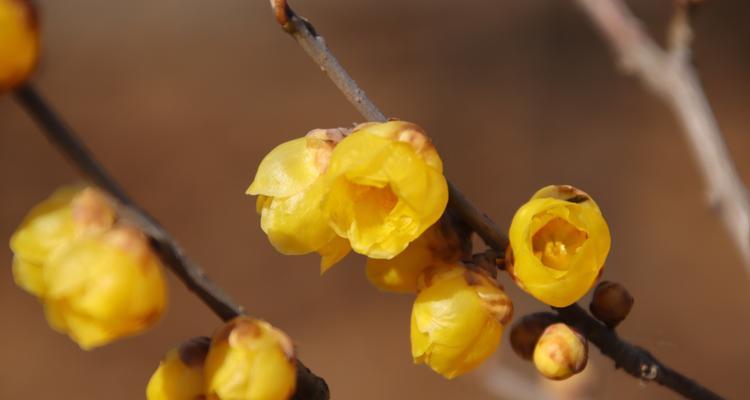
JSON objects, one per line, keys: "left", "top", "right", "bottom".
{"left": 248, "top": 121, "right": 612, "bottom": 379}
{"left": 10, "top": 186, "right": 168, "bottom": 349}
{"left": 147, "top": 317, "right": 297, "bottom": 400}
{"left": 0, "top": 0, "right": 38, "bottom": 91}
{"left": 3, "top": 0, "right": 620, "bottom": 392}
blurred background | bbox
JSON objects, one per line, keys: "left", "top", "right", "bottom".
{"left": 1, "top": 0, "right": 748, "bottom": 399}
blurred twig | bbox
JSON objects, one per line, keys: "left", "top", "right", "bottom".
{"left": 269, "top": 1, "right": 724, "bottom": 399}
{"left": 12, "top": 83, "right": 329, "bottom": 400}
{"left": 575, "top": 0, "right": 750, "bottom": 268}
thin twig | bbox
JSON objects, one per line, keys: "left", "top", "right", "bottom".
{"left": 268, "top": 2, "right": 724, "bottom": 399}
{"left": 575, "top": 0, "right": 750, "bottom": 267}
{"left": 12, "top": 83, "right": 329, "bottom": 400}
{"left": 556, "top": 304, "right": 722, "bottom": 400}
{"left": 272, "top": 0, "right": 510, "bottom": 255}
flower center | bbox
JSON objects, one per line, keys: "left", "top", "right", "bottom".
{"left": 532, "top": 217, "right": 588, "bottom": 270}
{"left": 348, "top": 182, "right": 399, "bottom": 213}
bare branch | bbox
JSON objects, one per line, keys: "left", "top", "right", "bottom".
{"left": 556, "top": 304, "right": 722, "bottom": 400}
{"left": 12, "top": 83, "right": 329, "bottom": 400}
{"left": 271, "top": 0, "right": 510, "bottom": 255}
{"left": 269, "top": 2, "right": 725, "bottom": 398}
{"left": 575, "top": 0, "right": 750, "bottom": 267}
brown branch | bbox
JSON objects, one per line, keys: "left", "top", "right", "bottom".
{"left": 271, "top": 0, "right": 510, "bottom": 255}
{"left": 12, "top": 83, "right": 329, "bottom": 400}
{"left": 574, "top": 0, "right": 750, "bottom": 267}
{"left": 556, "top": 304, "right": 722, "bottom": 400}
{"left": 269, "top": 2, "right": 724, "bottom": 399}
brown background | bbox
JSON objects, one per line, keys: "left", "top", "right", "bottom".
{"left": 1, "top": 1, "right": 748, "bottom": 399}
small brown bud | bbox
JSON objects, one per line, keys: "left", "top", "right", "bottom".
{"left": 589, "top": 281, "right": 634, "bottom": 328}
{"left": 509, "top": 312, "right": 558, "bottom": 360}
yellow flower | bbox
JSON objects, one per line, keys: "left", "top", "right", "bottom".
{"left": 147, "top": 337, "right": 210, "bottom": 400}
{"left": 0, "top": 0, "right": 38, "bottom": 91}
{"left": 205, "top": 317, "right": 296, "bottom": 400}
{"left": 533, "top": 323, "right": 588, "bottom": 380}
{"left": 366, "top": 216, "right": 463, "bottom": 293}
{"left": 247, "top": 129, "right": 350, "bottom": 272}
{"left": 411, "top": 264, "right": 513, "bottom": 378}
{"left": 10, "top": 186, "right": 116, "bottom": 296}
{"left": 324, "top": 121, "right": 448, "bottom": 259}
{"left": 42, "top": 226, "right": 167, "bottom": 349}
{"left": 507, "top": 185, "right": 610, "bottom": 307}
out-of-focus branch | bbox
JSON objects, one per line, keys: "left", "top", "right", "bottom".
{"left": 12, "top": 83, "right": 329, "bottom": 400}
{"left": 575, "top": 0, "right": 750, "bottom": 267}
{"left": 270, "top": 0, "right": 510, "bottom": 254}
{"left": 268, "top": 2, "right": 724, "bottom": 399}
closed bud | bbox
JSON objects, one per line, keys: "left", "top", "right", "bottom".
{"left": 533, "top": 323, "right": 588, "bottom": 380}
{"left": 411, "top": 264, "right": 513, "bottom": 378}
{"left": 146, "top": 337, "right": 210, "bottom": 400}
{"left": 0, "top": 0, "right": 39, "bottom": 90}
{"left": 509, "top": 312, "right": 558, "bottom": 360}
{"left": 11, "top": 186, "right": 115, "bottom": 297}
{"left": 366, "top": 214, "right": 464, "bottom": 293}
{"left": 507, "top": 185, "right": 611, "bottom": 307}
{"left": 589, "top": 281, "right": 634, "bottom": 327}
{"left": 205, "top": 317, "right": 297, "bottom": 400}
{"left": 42, "top": 226, "right": 167, "bottom": 349}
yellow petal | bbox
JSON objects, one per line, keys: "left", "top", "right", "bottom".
{"left": 259, "top": 180, "right": 337, "bottom": 255}
{"left": 318, "top": 235, "right": 351, "bottom": 274}
{"left": 247, "top": 137, "right": 324, "bottom": 198}
{"left": 146, "top": 338, "right": 209, "bottom": 400}
{"left": 12, "top": 256, "right": 45, "bottom": 297}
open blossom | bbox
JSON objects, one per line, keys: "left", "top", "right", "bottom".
{"left": 366, "top": 215, "right": 464, "bottom": 293}
{"left": 147, "top": 337, "right": 210, "bottom": 400}
{"left": 0, "top": 0, "right": 39, "bottom": 90}
{"left": 42, "top": 226, "right": 167, "bottom": 349}
{"left": 247, "top": 129, "right": 350, "bottom": 272}
{"left": 247, "top": 121, "right": 448, "bottom": 269}
{"left": 323, "top": 121, "right": 448, "bottom": 259}
{"left": 204, "top": 317, "right": 297, "bottom": 400}
{"left": 507, "top": 185, "right": 610, "bottom": 307}
{"left": 411, "top": 264, "right": 513, "bottom": 378}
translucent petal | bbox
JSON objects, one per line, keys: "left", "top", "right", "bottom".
{"left": 259, "top": 181, "right": 337, "bottom": 255}
{"left": 318, "top": 236, "right": 351, "bottom": 274}
{"left": 247, "top": 138, "right": 322, "bottom": 198}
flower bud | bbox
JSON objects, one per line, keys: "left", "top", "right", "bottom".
{"left": 507, "top": 185, "right": 610, "bottom": 307}
{"left": 411, "top": 264, "right": 513, "bottom": 378}
{"left": 42, "top": 226, "right": 167, "bottom": 349}
{"left": 366, "top": 214, "right": 464, "bottom": 293}
{"left": 589, "top": 281, "right": 634, "bottom": 327}
{"left": 0, "top": 0, "right": 39, "bottom": 90}
{"left": 533, "top": 323, "right": 588, "bottom": 380}
{"left": 146, "top": 337, "right": 210, "bottom": 400}
{"left": 509, "top": 312, "right": 558, "bottom": 360}
{"left": 10, "top": 186, "right": 116, "bottom": 296}
{"left": 205, "top": 317, "right": 296, "bottom": 400}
